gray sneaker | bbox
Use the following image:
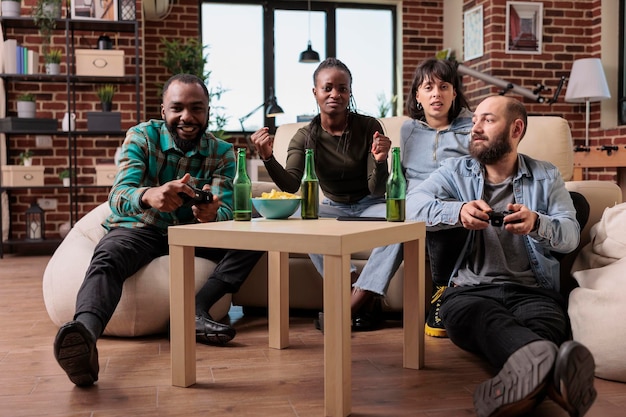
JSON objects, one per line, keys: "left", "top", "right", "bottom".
{"left": 473, "top": 340, "right": 558, "bottom": 417}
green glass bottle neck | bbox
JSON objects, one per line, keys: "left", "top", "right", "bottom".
{"left": 391, "top": 149, "right": 401, "bottom": 173}
{"left": 304, "top": 150, "right": 317, "bottom": 180}
{"left": 236, "top": 150, "right": 250, "bottom": 180}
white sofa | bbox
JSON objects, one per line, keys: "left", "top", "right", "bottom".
{"left": 231, "top": 115, "right": 623, "bottom": 313}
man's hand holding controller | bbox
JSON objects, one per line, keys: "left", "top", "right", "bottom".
{"left": 178, "top": 186, "right": 213, "bottom": 207}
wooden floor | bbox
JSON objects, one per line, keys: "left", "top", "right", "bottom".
{"left": 1, "top": 255, "right": 625, "bottom": 417}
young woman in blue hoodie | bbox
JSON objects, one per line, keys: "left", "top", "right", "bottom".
{"left": 353, "top": 58, "right": 473, "bottom": 333}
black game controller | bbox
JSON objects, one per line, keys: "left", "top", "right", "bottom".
{"left": 178, "top": 186, "right": 213, "bottom": 207}
{"left": 487, "top": 210, "right": 520, "bottom": 227}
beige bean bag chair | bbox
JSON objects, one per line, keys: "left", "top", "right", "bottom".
{"left": 570, "top": 202, "right": 626, "bottom": 382}
{"left": 43, "top": 202, "right": 231, "bottom": 337}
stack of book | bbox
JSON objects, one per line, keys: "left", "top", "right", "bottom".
{"left": 2, "top": 39, "right": 40, "bottom": 74}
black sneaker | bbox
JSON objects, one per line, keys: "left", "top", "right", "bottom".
{"left": 473, "top": 340, "right": 558, "bottom": 417}
{"left": 425, "top": 286, "right": 447, "bottom": 338}
{"left": 548, "top": 341, "right": 597, "bottom": 417}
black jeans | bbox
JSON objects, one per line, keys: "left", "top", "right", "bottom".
{"left": 439, "top": 283, "right": 569, "bottom": 369}
{"left": 426, "top": 227, "right": 469, "bottom": 287}
{"left": 74, "top": 226, "right": 263, "bottom": 328}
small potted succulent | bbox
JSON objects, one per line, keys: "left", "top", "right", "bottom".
{"left": 19, "top": 149, "right": 34, "bottom": 166}
{"left": 58, "top": 168, "right": 72, "bottom": 186}
{"left": 44, "top": 48, "right": 62, "bottom": 75}
{"left": 96, "top": 84, "right": 116, "bottom": 112}
{"left": 16, "top": 93, "right": 36, "bottom": 118}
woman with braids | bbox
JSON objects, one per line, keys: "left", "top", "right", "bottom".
{"left": 250, "top": 57, "right": 392, "bottom": 331}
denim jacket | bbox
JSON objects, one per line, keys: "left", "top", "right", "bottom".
{"left": 412, "top": 153, "right": 580, "bottom": 291}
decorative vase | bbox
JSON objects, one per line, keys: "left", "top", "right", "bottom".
{"left": 62, "top": 112, "right": 76, "bottom": 131}
{"left": 62, "top": 177, "right": 70, "bottom": 187}
{"left": 1, "top": 1, "right": 21, "bottom": 17}
{"left": 17, "top": 101, "right": 36, "bottom": 118}
{"left": 23, "top": 158, "right": 33, "bottom": 167}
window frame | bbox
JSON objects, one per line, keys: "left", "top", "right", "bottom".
{"left": 201, "top": 0, "right": 398, "bottom": 133}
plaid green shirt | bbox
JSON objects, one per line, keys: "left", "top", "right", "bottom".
{"left": 103, "top": 119, "right": 235, "bottom": 233}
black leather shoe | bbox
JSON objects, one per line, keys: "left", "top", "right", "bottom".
{"left": 313, "top": 310, "right": 383, "bottom": 333}
{"left": 54, "top": 320, "right": 99, "bottom": 387}
{"left": 195, "top": 315, "right": 236, "bottom": 346}
{"left": 352, "top": 296, "right": 383, "bottom": 332}
{"left": 352, "top": 311, "right": 382, "bottom": 332}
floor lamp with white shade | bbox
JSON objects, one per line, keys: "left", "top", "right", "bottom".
{"left": 564, "top": 58, "right": 611, "bottom": 148}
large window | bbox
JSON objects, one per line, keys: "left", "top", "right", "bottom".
{"left": 201, "top": 1, "right": 397, "bottom": 132}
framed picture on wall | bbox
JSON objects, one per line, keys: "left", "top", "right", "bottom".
{"left": 71, "top": 0, "right": 118, "bottom": 21}
{"left": 464, "top": 5, "right": 483, "bottom": 61}
{"left": 505, "top": 1, "right": 543, "bottom": 54}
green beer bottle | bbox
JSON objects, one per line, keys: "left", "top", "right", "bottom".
{"left": 233, "top": 148, "right": 252, "bottom": 221}
{"left": 386, "top": 147, "right": 406, "bottom": 222}
{"left": 300, "top": 148, "right": 319, "bottom": 219}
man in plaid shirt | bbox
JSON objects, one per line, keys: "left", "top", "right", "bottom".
{"left": 53, "top": 74, "right": 263, "bottom": 387}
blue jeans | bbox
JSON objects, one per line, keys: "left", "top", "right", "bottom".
{"left": 307, "top": 195, "right": 386, "bottom": 277}
{"left": 440, "top": 283, "right": 569, "bottom": 369}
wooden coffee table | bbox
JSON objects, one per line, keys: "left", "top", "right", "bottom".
{"left": 168, "top": 218, "right": 425, "bottom": 417}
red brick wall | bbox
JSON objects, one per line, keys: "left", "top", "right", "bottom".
{"left": 456, "top": 0, "right": 624, "bottom": 184}
{"left": 3, "top": 0, "right": 624, "bottom": 241}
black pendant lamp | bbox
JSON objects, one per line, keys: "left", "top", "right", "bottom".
{"left": 299, "top": 0, "right": 320, "bottom": 63}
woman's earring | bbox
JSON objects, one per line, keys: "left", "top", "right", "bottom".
{"left": 417, "top": 102, "right": 423, "bottom": 111}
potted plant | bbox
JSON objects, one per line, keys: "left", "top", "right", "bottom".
{"left": 96, "top": 84, "right": 116, "bottom": 112}
{"left": 160, "top": 38, "right": 228, "bottom": 138}
{"left": 19, "top": 149, "right": 34, "bottom": 166}
{"left": 1, "top": 0, "right": 21, "bottom": 17}
{"left": 43, "top": 48, "right": 62, "bottom": 75}
{"left": 58, "top": 168, "right": 72, "bottom": 186}
{"left": 32, "top": 0, "right": 63, "bottom": 53}
{"left": 16, "top": 93, "right": 36, "bottom": 118}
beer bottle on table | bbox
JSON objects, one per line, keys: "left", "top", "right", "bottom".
{"left": 386, "top": 147, "right": 406, "bottom": 222}
{"left": 300, "top": 148, "right": 319, "bottom": 219}
{"left": 233, "top": 148, "right": 252, "bottom": 221}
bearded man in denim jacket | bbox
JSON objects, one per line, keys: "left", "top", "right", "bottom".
{"left": 412, "top": 95, "right": 596, "bottom": 417}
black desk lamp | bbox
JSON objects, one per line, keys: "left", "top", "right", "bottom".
{"left": 239, "top": 88, "right": 285, "bottom": 154}
{"left": 239, "top": 88, "right": 284, "bottom": 131}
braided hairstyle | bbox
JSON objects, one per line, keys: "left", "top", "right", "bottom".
{"left": 405, "top": 58, "right": 470, "bottom": 123}
{"left": 307, "top": 57, "right": 357, "bottom": 150}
